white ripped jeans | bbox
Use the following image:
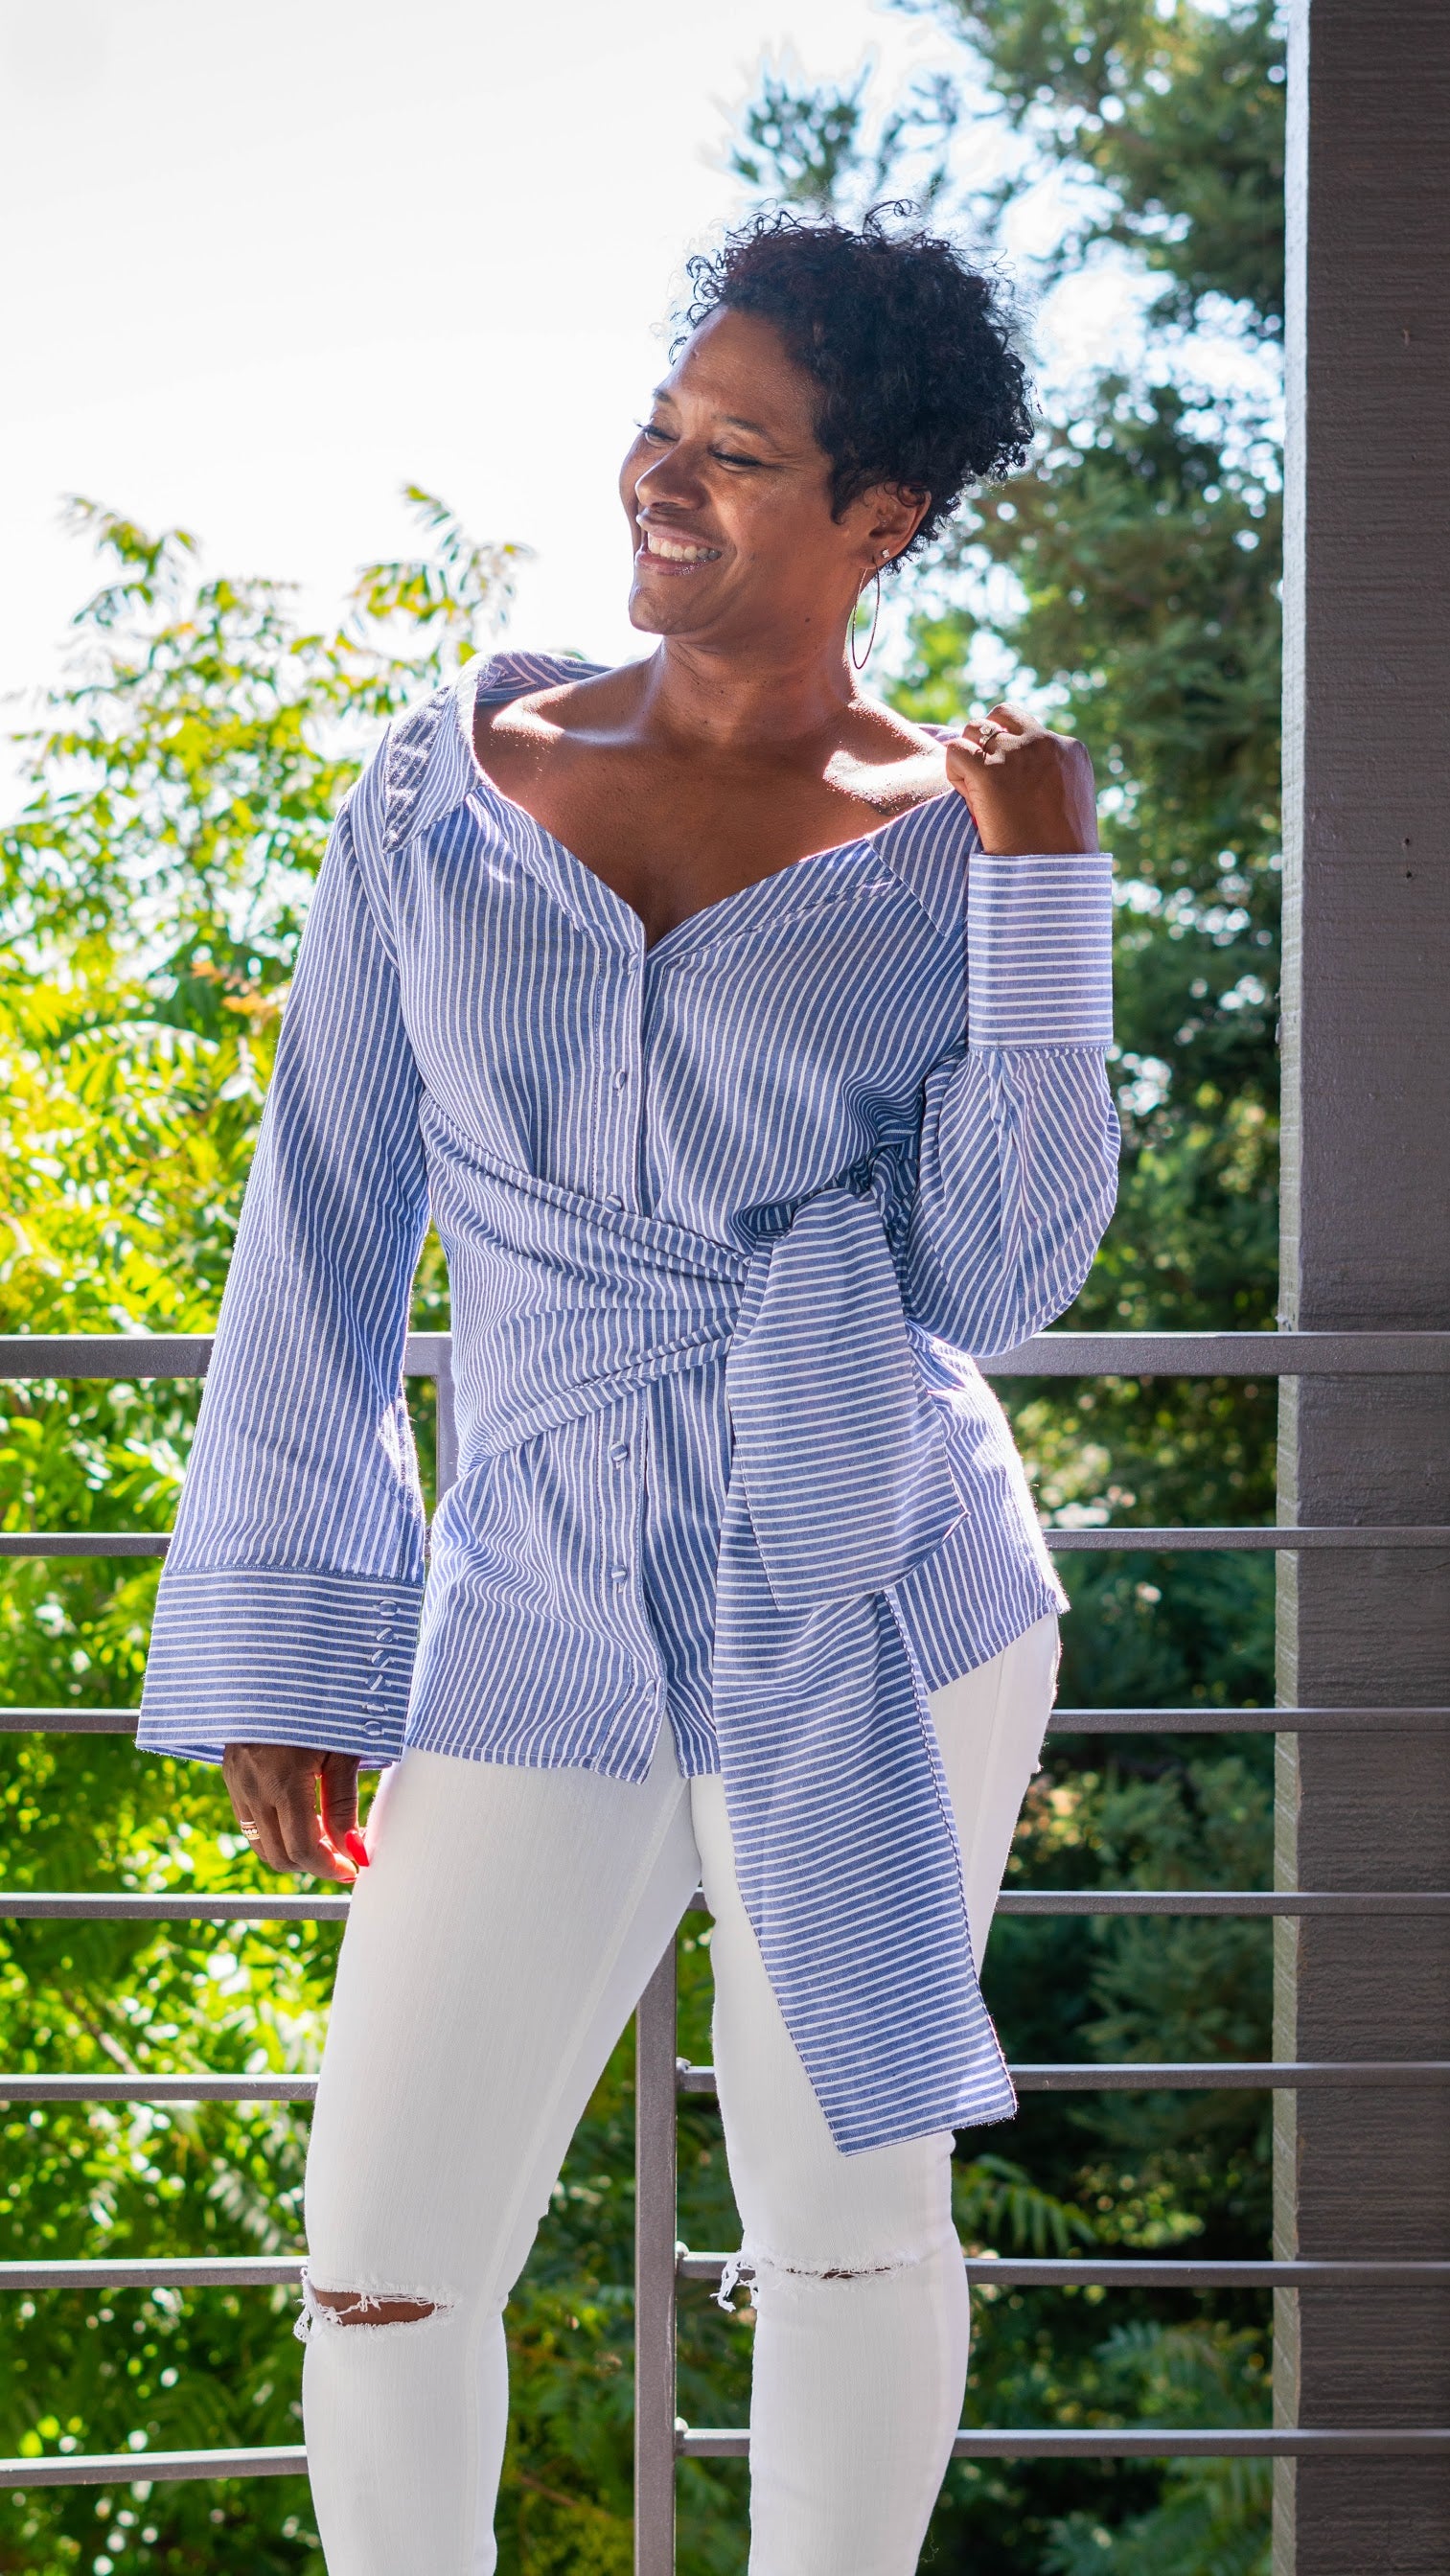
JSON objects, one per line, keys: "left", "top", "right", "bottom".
{"left": 298, "top": 1613, "right": 1059, "bottom": 2575}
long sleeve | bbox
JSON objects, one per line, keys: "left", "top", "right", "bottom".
{"left": 903, "top": 852, "right": 1119, "bottom": 1355}
{"left": 137, "top": 791, "right": 430, "bottom": 1767}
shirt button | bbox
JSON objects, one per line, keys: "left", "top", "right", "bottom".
{"left": 605, "top": 1192, "right": 624, "bottom": 1208}
{"left": 610, "top": 1564, "right": 630, "bottom": 1586}
{"left": 613, "top": 1069, "right": 630, "bottom": 1091}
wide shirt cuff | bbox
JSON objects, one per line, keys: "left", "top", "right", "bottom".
{"left": 967, "top": 851, "right": 1114, "bottom": 1048}
{"left": 136, "top": 1567, "right": 422, "bottom": 1767}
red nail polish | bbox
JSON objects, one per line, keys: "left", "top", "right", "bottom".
{"left": 344, "top": 1828, "right": 370, "bottom": 1869}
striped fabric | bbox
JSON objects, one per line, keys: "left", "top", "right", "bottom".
{"left": 138, "top": 649, "right": 1118, "bottom": 2152}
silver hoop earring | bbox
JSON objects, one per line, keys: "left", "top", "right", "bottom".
{"left": 850, "top": 563, "right": 884, "bottom": 671}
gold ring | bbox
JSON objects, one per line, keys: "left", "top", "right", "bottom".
{"left": 978, "top": 723, "right": 999, "bottom": 751}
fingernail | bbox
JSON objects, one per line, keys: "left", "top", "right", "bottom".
{"left": 344, "top": 1828, "right": 370, "bottom": 1869}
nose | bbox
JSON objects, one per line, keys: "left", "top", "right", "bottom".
{"left": 634, "top": 439, "right": 708, "bottom": 516}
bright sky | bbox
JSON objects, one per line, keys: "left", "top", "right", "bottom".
{"left": 0, "top": 0, "right": 982, "bottom": 719}
{"left": 0, "top": 0, "right": 1186, "bottom": 816}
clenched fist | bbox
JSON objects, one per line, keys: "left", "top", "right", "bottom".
{"left": 945, "top": 702, "right": 1098, "bottom": 857}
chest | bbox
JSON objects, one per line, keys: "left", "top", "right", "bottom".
{"left": 472, "top": 715, "right": 948, "bottom": 947}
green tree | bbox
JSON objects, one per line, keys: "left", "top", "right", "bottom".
{"left": 0, "top": 497, "right": 547, "bottom": 2574}
{"left": 0, "top": 4, "right": 1288, "bottom": 2557}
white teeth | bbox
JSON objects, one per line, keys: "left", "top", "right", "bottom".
{"left": 643, "top": 529, "right": 721, "bottom": 564}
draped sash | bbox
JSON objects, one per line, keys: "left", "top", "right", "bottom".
{"left": 432, "top": 1129, "right": 1017, "bottom": 2152}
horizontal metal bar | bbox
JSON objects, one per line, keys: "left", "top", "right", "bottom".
{"left": 0, "top": 1336, "right": 215, "bottom": 1383}
{"left": 1001, "top": 2063, "right": 1450, "bottom": 2094}
{"left": 22, "top": 2063, "right": 1448, "bottom": 2109}
{"left": 679, "top": 2251, "right": 1450, "bottom": 2290}
{"left": 7, "top": 1705, "right": 1447, "bottom": 1739}
{"left": 679, "top": 2426, "right": 1450, "bottom": 2461}
{"left": 0, "top": 1709, "right": 143, "bottom": 1732}
{"left": 981, "top": 1331, "right": 1450, "bottom": 1377}
{"left": 12, "top": 2247, "right": 1436, "bottom": 2303}
{"left": 7, "top": 1331, "right": 1448, "bottom": 1384}
{"left": 0, "top": 2257, "right": 303, "bottom": 2290}
{"left": 0, "top": 1535, "right": 168, "bottom": 1558}
{"left": 7, "top": 2426, "right": 1447, "bottom": 2487}
{"left": 676, "top": 2060, "right": 1450, "bottom": 2098}
{"left": 0, "top": 1893, "right": 349, "bottom": 1920}
{"left": 7, "top": 1889, "right": 1442, "bottom": 1926}
{"left": 24, "top": 2250, "right": 1437, "bottom": 2303}
{"left": 0, "top": 2076, "right": 318, "bottom": 2103}
{"left": 1047, "top": 1706, "right": 1450, "bottom": 1733}
{"left": 1045, "top": 1527, "right": 1450, "bottom": 1552}
{"left": 994, "top": 1893, "right": 1450, "bottom": 1918}
{"left": 0, "top": 2445, "right": 307, "bottom": 2488}
{"left": 6, "top": 1525, "right": 1445, "bottom": 1563}
{"left": 0, "top": 1334, "right": 451, "bottom": 1382}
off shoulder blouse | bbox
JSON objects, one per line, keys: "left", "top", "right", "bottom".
{"left": 137, "top": 649, "right": 1119, "bottom": 2152}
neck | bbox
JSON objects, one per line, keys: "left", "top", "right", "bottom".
{"left": 631, "top": 625, "right": 864, "bottom": 754}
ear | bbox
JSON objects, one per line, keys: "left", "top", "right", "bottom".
{"left": 857, "top": 482, "right": 931, "bottom": 570}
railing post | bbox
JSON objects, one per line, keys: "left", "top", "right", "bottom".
{"left": 634, "top": 1938, "right": 679, "bottom": 2576}
{"left": 434, "top": 1336, "right": 458, "bottom": 1498}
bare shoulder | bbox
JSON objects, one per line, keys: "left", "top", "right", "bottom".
{"left": 828, "top": 694, "right": 952, "bottom": 817}
{"left": 474, "top": 663, "right": 632, "bottom": 755}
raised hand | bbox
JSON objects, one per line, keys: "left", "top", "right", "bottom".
{"left": 220, "top": 1740, "right": 366, "bottom": 1882}
{"left": 944, "top": 702, "right": 1099, "bottom": 857}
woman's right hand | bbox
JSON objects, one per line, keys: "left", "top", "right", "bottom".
{"left": 220, "top": 1741, "right": 365, "bottom": 1882}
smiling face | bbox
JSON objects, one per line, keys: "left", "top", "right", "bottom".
{"left": 619, "top": 307, "right": 927, "bottom": 658}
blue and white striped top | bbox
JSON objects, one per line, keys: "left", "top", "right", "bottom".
{"left": 138, "top": 650, "right": 1118, "bottom": 2153}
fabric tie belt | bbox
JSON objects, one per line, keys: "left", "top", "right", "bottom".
{"left": 427, "top": 1120, "right": 1017, "bottom": 2153}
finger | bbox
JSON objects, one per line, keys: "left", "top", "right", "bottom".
{"left": 952, "top": 724, "right": 1004, "bottom": 763}
{"left": 221, "top": 1741, "right": 266, "bottom": 1824}
{"left": 318, "top": 1755, "right": 367, "bottom": 1869}
{"left": 274, "top": 1763, "right": 356, "bottom": 1882}
{"left": 984, "top": 702, "right": 1040, "bottom": 739}
{"left": 944, "top": 738, "right": 982, "bottom": 792}
{"left": 222, "top": 1761, "right": 294, "bottom": 1875}
{"left": 246, "top": 1797, "right": 297, "bottom": 1876}
{"left": 220, "top": 1748, "right": 281, "bottom": 1873}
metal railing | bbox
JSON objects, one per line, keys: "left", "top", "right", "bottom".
{"left": 0, "top": 1328, "right": 1447, "bottom": 2556}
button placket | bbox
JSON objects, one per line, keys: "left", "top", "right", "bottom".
{"left": 598, "top": 947, "right": 645, "bottom": 1213}
{"left": 602, "top": 1393, "right": 647, "bottom": 1619}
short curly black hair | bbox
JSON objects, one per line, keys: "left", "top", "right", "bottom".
{"left": 675, "top": 205, "right": 1032, "bottom": 561}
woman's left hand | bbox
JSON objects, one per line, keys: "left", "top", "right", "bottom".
{"left": 944, "top": 702, "right": 1099, "bottom": 856}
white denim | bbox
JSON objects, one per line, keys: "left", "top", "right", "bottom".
{"left": 298, "top": 1613, "right": 1059, "bottom": 2575}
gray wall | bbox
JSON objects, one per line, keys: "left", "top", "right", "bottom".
{"left": 1275, "top": 2, "right": 1450, "bottom": 2566}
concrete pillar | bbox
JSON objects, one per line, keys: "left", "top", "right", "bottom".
{"left": 1275, "top": 3, "right": 1450, "bottom": 2568}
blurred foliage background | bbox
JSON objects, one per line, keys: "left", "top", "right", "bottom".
{"left": 0, "top": 1, "right": 1282, "bottom": 2567}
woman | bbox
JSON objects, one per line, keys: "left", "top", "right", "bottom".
{"left": 138, "top": 211, "right": 1116, "bottom": 2575}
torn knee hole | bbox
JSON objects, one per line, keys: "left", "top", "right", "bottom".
{"left": 714, "top": 2242, "right": 935, "bottom": 2311}
{"left": 314, "top": 2288, "right": 438, "bottom": 2324}
{"left": 295, "top": 2269, "right": 454, "bottom": 2339}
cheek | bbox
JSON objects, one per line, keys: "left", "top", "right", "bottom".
{"left": 727, "top": 484, "right": 813, "bottom": 563}
{"left": 741, "top": 494, "right": 844, "bottom": 584}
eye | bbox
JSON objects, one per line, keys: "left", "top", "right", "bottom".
{"left": 711, "top": 448, "right": 764, "bottom": 470}
{"left": 634, "top": 420, "right": 673, "bottom": 445}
